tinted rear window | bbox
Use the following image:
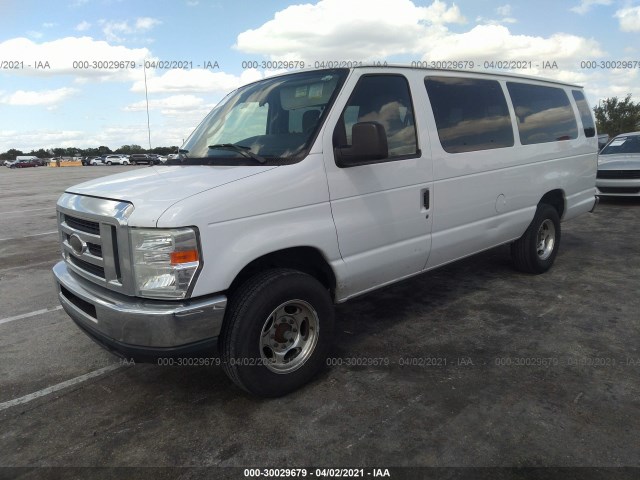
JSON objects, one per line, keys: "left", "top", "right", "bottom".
{"left": 571, "top": 90, "right": 596, "bottom": 138}
{"left": 507, "top": 82, "right": 578, "bottom": 145}
{"left": 424, "top": 77, "right": 514, "bottom": 153}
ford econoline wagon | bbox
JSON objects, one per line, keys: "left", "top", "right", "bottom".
{"left": 53, "top": 66, "right": 598, "bottom": 396}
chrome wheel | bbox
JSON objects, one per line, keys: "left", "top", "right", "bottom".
{"left": 259, "top": 299, "right": 319, "bottom": 374}
{"left": 536, "top": 219, "right": 556, "bottom": 260}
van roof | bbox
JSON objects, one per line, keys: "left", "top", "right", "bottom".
{"left": 349, "top": 64, "right": 583, "bottom": 88}
{"left": 237, "top": 65, "right": 584, "bottom": 93}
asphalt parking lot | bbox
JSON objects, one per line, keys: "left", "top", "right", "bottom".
{"left": 0, "top": 165, "right": 639, "bottom": 478}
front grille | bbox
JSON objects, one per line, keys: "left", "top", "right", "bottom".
{"left": 58, "top": 193, "right": 133, "bottom": 295}
{"left": 598, "top": 186, "right": 640, "bottom": 194}
{"left": 87, "top": 243, "right": 102, "bottom": 257}
{"left": 68, "top": 255, "right": 106, "bottom": 278}
{"left": 597, "top": 170, "right": 640, "bottom": 179}
{"left": 65, "top": 215, "right": 100, "bottom": 235}
{"left": 60, "top": 285, "right": 97, "bottom": 319}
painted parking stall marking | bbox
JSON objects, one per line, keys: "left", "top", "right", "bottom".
{"left": 0, "top": 364, "right": 125, "bottom": 412}
{"left": 0, "top": 306, "right": 63, "bottom": 326}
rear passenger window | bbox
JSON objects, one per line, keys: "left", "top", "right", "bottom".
{"left": 571, "top": 90, "right": 596, "bottom": 137}
{"left": 333, "top": 75, "right": 418, "bottom": 158}
{"left": 424, "top": 77, "right": 514, "bottom": 153}
{"left": 507, "top": 83, "right": 578, "bottom": 144}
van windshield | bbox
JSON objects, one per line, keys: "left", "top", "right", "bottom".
{"left": 177, "top": 69, "right": 348, "bottom": 165}
{"left": 600, "top": 135, "right": 640, "bottom": 155}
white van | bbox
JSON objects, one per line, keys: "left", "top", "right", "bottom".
{"left": 53, "top": 66, "right": 598, "bottom": 396}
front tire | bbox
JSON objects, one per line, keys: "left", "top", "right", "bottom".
{"left": 106, "top": 161, "right": 112, "bottom": 165}
{"left": 220, "top": 268, "right": 334, "bottom": 397}
{"left": 511, "top": 204, "right": 561, "bottom": 274}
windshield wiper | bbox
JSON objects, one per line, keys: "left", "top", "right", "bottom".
{"left": 208, "top": 144, "right": 267, "bottom": 164}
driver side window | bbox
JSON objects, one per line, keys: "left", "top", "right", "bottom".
{"left": 333, "top": 75, "right": 418, "bottom": 159}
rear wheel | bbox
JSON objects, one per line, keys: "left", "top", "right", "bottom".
{"left": 511, "top": 203, "right": 561, "bottom": 274}
{"left": 220, "top": 268, "right": 334, "bottom": 397}
{"left": 106, "top": 161, "right": 112, "bottom": 165}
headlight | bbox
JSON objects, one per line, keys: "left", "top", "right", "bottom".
{"left": 130, "top": 227, "right": 201, "bottom": 299}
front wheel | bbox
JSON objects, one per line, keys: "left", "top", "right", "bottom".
{"left": 220, "top": 268, "right": 334, "bottom": 397}
{"left": 511, "top": 204, "right": 561, "bottom": 274}
{"left": 106, "top": 161, "right": 112, "bottom": 165}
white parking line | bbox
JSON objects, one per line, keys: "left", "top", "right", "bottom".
{"left": 0, "top": 364, "right": 124, "bottom": 412}
{"left": 0, "top": 306, "right": 63, "bottom": 326}
{"left": 0, "top": 260, "right": 56, "bottom": 273}
{"left": 0, "top": 207, "right": 48, "bottom": 214}
{"left": 0, "top": 211, "right": 55, "bottom": 218}
{"left": 0, "top": 231, "right": 58, "bottom": 241}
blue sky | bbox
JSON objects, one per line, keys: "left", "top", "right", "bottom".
{"left": 1, "top": 0, "right": 639, "bottom": 152}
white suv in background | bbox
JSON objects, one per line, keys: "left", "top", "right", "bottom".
{"left": 103, "top": 155, "right": 130, "bottom": 165}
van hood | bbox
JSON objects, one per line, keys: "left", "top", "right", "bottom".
{"left": 66, "top": 165, "right": 278, "bottom": 226}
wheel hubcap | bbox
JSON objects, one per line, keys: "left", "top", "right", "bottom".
{"left": 536, "top": 219, "right": 556, "bottom": 260}
{"left": 259, "top": 300, "right": 319, "bottom": 374}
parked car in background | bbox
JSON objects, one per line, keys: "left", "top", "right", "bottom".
{"left": 129, "top": 154, "right": 153, "bottom": 165}
{"left": 103, "top": 154, "right": 130, "bottom": 166}
{"left": 3, "top": 159, "right": 17, "bottom": 167}
{"left": 89, "top": 157, "right": 105, "bottom": 166}
{"left": 10, "top": 158, "right": 40, "bottom": 168}
{"left": 129, "top": 154, "right": 167, "bottom": 165}
{"left": 596, "top": 131, "right": 640, "bottom": 196}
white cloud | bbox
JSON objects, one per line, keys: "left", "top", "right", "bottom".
{"left": 75, "top": 21, "right": 91, "bottom": 31}
{"left": 69, "top": 0, "right": 88, "bottom": 7}
{"left": 235, "top": 0, "right": 602, "bottom": 65}
{"left": 27, "top": 31, "right": 44, "bottom": 39}
{"left": 0, "top": 87, "right": 78, "bottom": 106}
{"left": 0, "top": 37, "right": 150, "bottom": 82}
{"left": 0, "top": 128, "right": 88, "bottom": 150}
{"left": 100, "top": 17, "right": 162, "bottom": 42}
{"left": 615, "top": 6, "right": 640, "bottom": 32}
{"left": 42, "top": 22, "right": 56, "bottom": 28}
{"left": 422, "top": 25, "right": 603, "bottom": 61}
{"left": 496, "top": 4, "right": 512, "bottom": 16}
{"left": 101, "top": 20, "right": 130, "bottom": 43}
{"left": 483, "top": 4, "right": 517, "bottom": 24}
{"left": 124, "top": 94, "right": 209, "bottom": 115}
{"left": 130, "top": 68, "right": 263, "bottom": 94}
{"left": 187, "top": 0, "right": 199, "bottom": 5}
{"left": 236, "top": 0, "right": 465, "bottom": 60}
{"left": 570, "top": 0, "right": 612, "bottom": 15}
{"left": 135, "top": 17, "right": 162, "bottom": 30}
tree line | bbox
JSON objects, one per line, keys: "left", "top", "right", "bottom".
{"left": 593, "top": 94, "right": 640, "bottom": 138}
{"left": 1, "top": 95, "right": 639, "bottom": 161}
{"left": 0, "top": 145, "right": 179, "bottom": 161}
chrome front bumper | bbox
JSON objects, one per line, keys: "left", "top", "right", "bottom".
{"left": 53, "top": 261, "right": 226, "bottom": 358}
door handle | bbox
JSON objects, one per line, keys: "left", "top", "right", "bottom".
{"left": 423, "top": 189, "right": 430, "bottom": 210}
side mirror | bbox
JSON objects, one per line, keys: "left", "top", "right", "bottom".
{"left": 336, "top": 121, "right": 388, "bottom": 168}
